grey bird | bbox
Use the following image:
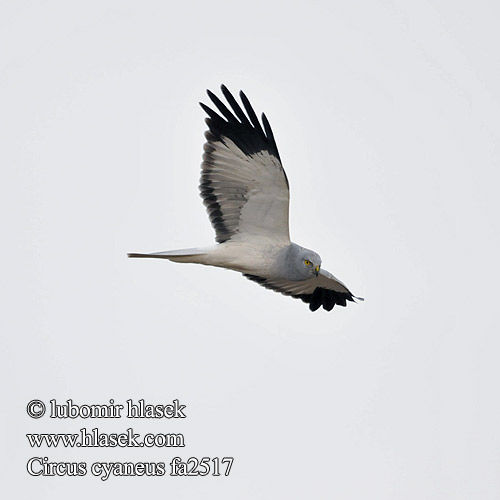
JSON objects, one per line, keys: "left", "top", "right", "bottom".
{"left": 128, "top": 85, "right": 363, "bottom": 312}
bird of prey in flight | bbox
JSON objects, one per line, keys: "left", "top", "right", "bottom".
{"left": 129, "top": 85, "right": 363, "bottom": 311}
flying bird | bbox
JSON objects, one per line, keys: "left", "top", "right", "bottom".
{"left": 129, "top": 85, "right": 363, "bottom": 312}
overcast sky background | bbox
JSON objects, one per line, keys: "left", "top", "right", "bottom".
{"left": 2, "top": 1, "right": 500, "bottom": 498}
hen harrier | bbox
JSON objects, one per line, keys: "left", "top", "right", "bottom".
{"left": 129, "top": 85, "right": 363, "bottom": 312}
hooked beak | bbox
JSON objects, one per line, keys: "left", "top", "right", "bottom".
{"left": 314, "top": 266, "right": 320, "bottom": 276}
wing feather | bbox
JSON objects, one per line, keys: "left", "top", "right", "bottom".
{"left": 200, "top": 85, "right": 290, "bottom": 244}
{"left": 220, "top": 84, "right": 252, "bottom": 126}
{"left": 239, "top": 90, "right": 266, "bottom": 136}
{"left": 244, "top": 269, "right": 363, "bottom": 312}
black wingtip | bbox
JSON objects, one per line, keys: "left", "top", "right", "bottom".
{"left": 201, "top": 84, "right": 283, "bottom": 168}
{"left": 239, "top": 90, "right": 265, "bottom": 135}
{"left": 199, "top": 102, "right": 218, "bottom": 120}
{"left": 206, "top": 88, "right": 239, "bottom": 123}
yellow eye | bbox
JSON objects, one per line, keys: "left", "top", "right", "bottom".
{"left": 304, "top": 259, "right": 311, "bottom": 266}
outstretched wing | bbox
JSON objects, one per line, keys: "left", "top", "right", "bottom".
{"left": 200, "top": 85, "right": 290, "bottom": 244}
{"left": 244, "top": 269, "right": 363, "bottom": 312}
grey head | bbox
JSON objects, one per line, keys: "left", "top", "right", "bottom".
{"left": 276, "top": 243, "right": 322, "bottom": 281}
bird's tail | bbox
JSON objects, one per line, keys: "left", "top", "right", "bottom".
{"left": 127, "top": 247, "right": 210, "bottom": 264}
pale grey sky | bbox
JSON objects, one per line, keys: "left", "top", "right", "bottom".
{"left": 2, "top": 1, "right": 500, "bottom": 498}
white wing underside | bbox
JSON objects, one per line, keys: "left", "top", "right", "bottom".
{"left": 204, "top": 138, "right": 290, "bottom": 243}
{"left": 199, "top": 85, "right": 290, "bottom": 246}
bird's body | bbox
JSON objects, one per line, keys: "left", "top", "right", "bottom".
{"left": 131, "top": 241, "right": 314, "bottom": 278}
{"left": 129, "top": 85, "right": 362, "bottom": 312}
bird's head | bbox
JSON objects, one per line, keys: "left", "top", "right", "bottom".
{"left": 290, "top": 246, "right": 321, "bottom": 279}
{"left": 302, "top": 250, "right": 321, "bottom": 277}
